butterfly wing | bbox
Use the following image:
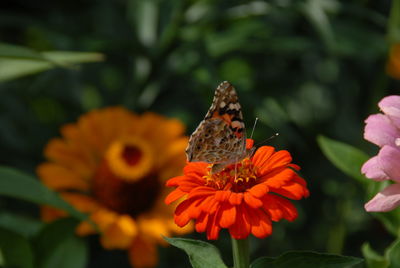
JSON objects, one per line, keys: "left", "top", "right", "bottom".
{"left": 185, "top": 81, "right": 246, "bottom": 166}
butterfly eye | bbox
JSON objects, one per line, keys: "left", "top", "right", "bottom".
{"left": 197, "top": 146, "right": 201, "bottom": 150}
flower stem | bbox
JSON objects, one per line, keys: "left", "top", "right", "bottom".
{"left": 231, "top": 237, "right": 250, "bottom": 268}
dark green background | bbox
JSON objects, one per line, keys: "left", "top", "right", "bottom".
{"left": 0, "top": 0, "right": 399, "bottom": 267}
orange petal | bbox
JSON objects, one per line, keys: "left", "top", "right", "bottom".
{"left": 248, "top": 184, "right": 269, "bottom": 198}
{"left": 218, "top": 204, "right": 236, "bottom": 228}
{"left": 206, "top": 214, "right": 221, "bottom": 240}
{"left": 166, "top": 175, "right": 185, "bottom": 187}
{"left": 60, "top": 193, "right": 100, "bottom": 213}
{"left": 229, "top": 192, "right": 243, "bottom": 205}
{"left": 247, "top": 207, "right": 272, "bottom": 238}
{"left": 129, "top": 235, "right": 158, "bottom": 268}
{"left": 228, "top": 204, "right": 251, "bottom": 239}
{"left": 195, "top": 213, "right": 209, "bottom": 233}
{"left": 262, "top": 168, "right": 296, "bottom": 188}
{"left": 165, "top": 188, "right": 186, "bottom": 204}
{"left": 214, "top": 190, "right": 231, "bottom": 202}
{"left": 244, "top": 192, "right": 263, "bottom": 208}
{"left": 44, "top": 138, "right": 95, "bottom": 178}
{"left": 174, "top": 199, "right": 193, "bottom": 227}
{"left": 255, "top": 149, "right": 292, "bottom": 175}
{"left": 41, "top": 206, "right": 67, "bottom": 222}
{"left": 37, "top": 163, "right": 89, "bottom": 191}
{"left": 101, "top": 215, "right": 137, "bottom": 249}
{"left": 262, "top": 194, "right": 298, "bottom": 222}
{"left": 76, "top": 209, "right": 116, "bottom": 236}
{"left": 251, "top": 146, "right": 275, "bottom": 167}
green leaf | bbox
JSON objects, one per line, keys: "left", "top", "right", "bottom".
{"left": 301, "top": 0, "right": 338, "bottom": 52}
{"left": 362, "top": 243, "right": 388, "bottom": 268}
{"left": 41, "top": 51, "right": 104, "bottom": 65}
{"left": 164, "top": 237, "right": 228, "bottom": 268}
{"left": 251, "top": 251, "right": 363, "bottom": 268}
{"left": 388, "top": 0, "right": 400, "bottom": 43}
{"left": 0, "top": 59, "right": 53, "bottom": 82}
{"left": 317, "top": 137, "right": 400, "bottom": 236}
{"left": 0, "top": 42, "right": 104, "bottom": 82}
{"left": 0, "top": 42, "right": 46, "bottom": 60}
{"left": 386, "top": 238, "right": 400, "bottom": 268}
{"left": 0, "top": 212, "right": 43, "bottom": 238}
{"left": 34, "top": 218, "right": 87, "bottom": 268}
{"left": 317, "top": 135, "right": 369, "bottom": 184}
{"left": 0, "top": 227, "right": 34, "bottom": 268}
{"left": 0, "top": 166, "right": 87, "bottom": 221}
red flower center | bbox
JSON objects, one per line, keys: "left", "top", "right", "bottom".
{"left": 204, "top": 158, "right": 257, "bottom": 192}
{"left": 122, "top": 145, "right": 143, "bottom": 166}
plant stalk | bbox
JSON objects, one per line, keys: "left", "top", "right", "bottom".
{"left": 231, "top": 237, "right": 250, "bottom": 268}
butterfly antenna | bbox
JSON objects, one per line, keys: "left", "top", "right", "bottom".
{"left": 249, "top": 117, "right": 259, "bottom": 140}
{"left": 255, "top": 133, "right": 279, "bottom": 147}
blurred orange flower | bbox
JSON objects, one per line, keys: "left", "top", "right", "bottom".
{"left": 386, "top": 43, "right": 400, "bottom": 79}
{"left": 37, "top": 107, "right": 192, "bottom": 268}
{"left": 165, "top": 140, "right": 309, "bottom": 240}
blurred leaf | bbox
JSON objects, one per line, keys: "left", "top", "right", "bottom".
{"left": 373, "top": 211, "right": 400, "bottom": 237}
{"left": 0, "top": 227, "right": 34, "bottom": 268}
{"left": 41, "top": 51, "right": 104, "bottom": 65}
{"left": 0, "top": 42, "right": 46, "bottom": 60}
{"left": 0, "top": 42, "right": 104, "bottom": 82}
{"left": 317, "top": 137, "right": 400, "bottom": 236}
{"left": 388, "top": 0, "right": 400, "bottom": 43}
{"left": 0, "top": 59, "right": 53, "bottom": 82}
{"left": 317, "top": 135, "right": 369, "bottom": 184}
{"left": 164, "top": 237, "right": 228, "bottom": 268}
{"left": 386, "top": 238, "right": 400, "bottom": 268}
{"left": 34, "top": 218, "right": 87, "bottom": 268}
{"left": 362, "top": 243, "right": 388, "bottom": 268}
{"left": 205, "top": 20, "right": 267, "bottom": 57}
{"left": 130, "top": 0, "right": 158, "bottom": 47}
{"left": 0, "top": 166, "right": 87, "bottom": 221}
{"left": 0, "top": 212, "right": 43, "bottom": 238}
{"left": 251, "top": 251, "right": 363, "bottom": 268}
{"left": 302, "top": 0, "right": 339, "bottom": 52}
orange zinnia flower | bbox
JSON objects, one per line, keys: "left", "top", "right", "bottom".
{"left": 37, "top": 107, "right": 193, "bottom": 268}
{"left": 165, "top": 140, "right": 309, "bottom": 240}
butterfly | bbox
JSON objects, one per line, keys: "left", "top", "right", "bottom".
{"left": 185, "top": 81, "right": 250, "bottom": 173}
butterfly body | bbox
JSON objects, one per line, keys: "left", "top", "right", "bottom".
{"left": 186, "top": 81, "right": 247, "bottom": 173}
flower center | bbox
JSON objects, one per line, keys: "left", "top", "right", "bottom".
{"left": 92, "top": 138, "right": 161, "bottom": 218}
{"left": 105, "top": 138, "right": 153, "bottom": 182}
{"left": 122, "top": 146, "right": 143, "bottom": 166}
{"left": 204, "top": 158, "right": 258, "bottom": 192}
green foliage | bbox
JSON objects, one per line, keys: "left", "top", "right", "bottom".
{"left": 388, "top": 0, "right": 400, "bottom": 43}
{"left": 164, "top": 237, "right": 227, "bottom": 268}
{"left": 317, "top": 135, "right": 369, "bottom": 185}
{"left": 0, "top": 42, "right": 104, "bottom": 82}
{"left": 0, "top": 166, "right": 87, "bottom": 221}
{"left": 362, "top": 239, "right": 400, "bottom": 268}
{"left": 317, "top": 137, "right": 400, "bottom": 236}
{"left": 0, "top": 227, "right": 34, "bottom": 268}
{"left": 0, "top": 0, "right": 396, "bottom": 267}
{"left": 251, "top": 251, "right": 363, "bottom": 268}
{"left": 34, "top": 218, "right": 87, "bottom": 268}
{"left": 362, "top": 243, "right": 388, "bottom": 268}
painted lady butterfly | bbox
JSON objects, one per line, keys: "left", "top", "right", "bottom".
{"left": 185, "top": 81, "right": 248, "bottom": 173}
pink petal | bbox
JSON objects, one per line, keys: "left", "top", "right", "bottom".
{"left": 378, "top": 145, "right": 400, "bottom": 182}
{"left": 365, "top": 183, "right": 400, "bottom": 212}
{"left": 364, "top": 114, "right": 400, "bottom": 147}
{"left": 379, "top": 95, "right": 400, "bottom": 118}
{"left": 361, "top": 156, "right": 390, "bottom": 181}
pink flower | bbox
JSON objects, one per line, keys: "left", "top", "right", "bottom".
{"left": 362, "top": 95, "right": 400, "bottom": 212}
